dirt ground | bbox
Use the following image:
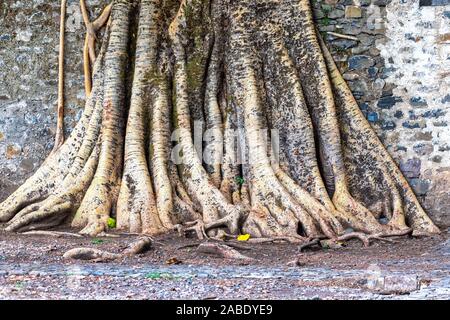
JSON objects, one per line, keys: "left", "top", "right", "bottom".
{"left": 0, "top": 227, "right": 448, "bottom": 300}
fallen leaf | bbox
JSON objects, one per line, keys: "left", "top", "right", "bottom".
{"left": 237, "top": 234, "right": 251, "bottom": 241}
{"left": 166, "top": 257, "right": 182, "bottom": 265}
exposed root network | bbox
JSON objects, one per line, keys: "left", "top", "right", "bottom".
{"left": 0, "top": 0, "right": 440, "bottom": 250}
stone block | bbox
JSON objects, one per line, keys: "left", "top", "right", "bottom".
{"left": 345, "top": 6, "right": 362, "bottom": 18}
{"left": 368, "top": 275, "right": 419, "bottom": 295}
{"left": 348, "top": 55, "right": 375, "bottom": 70}
{"left": 400, "top": 158, "right": 421, "bottom": 178}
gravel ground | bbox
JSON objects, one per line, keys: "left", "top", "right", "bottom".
{"left": 0, "top": 228, "right": 448, "bottom": 300}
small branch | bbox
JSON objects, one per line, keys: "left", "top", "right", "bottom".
{"left": 176, "top": 243, "right": 200, "bottom": 250}
{"left": 79, "top": 0, "right": 91, "bottom": 30}
{"left": 327, "top": 32, "right": 359, "bottom": 41}
{"left": 222, "top": 241, "right": 252, "bottom": 251}
{"left": 96, "top": 231, "right": 120, "bottom": 238}
{"left": 83, "top": 36, "right": 92, "bottom": 95}
{"left": 298, "top": 238, "right": 320, "bottom": 252}
{"left": 197, "top": 243, "right": 254, "bottom": 261}
{"left": 246, "top": 236, "right": 306, "bottom": 244}
{"left": 21, "top": 230, "right": 83, "bottom": 238}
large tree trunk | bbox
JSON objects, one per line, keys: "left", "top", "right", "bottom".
{"left": 0, "top": 0, "right": 440, "bottom": 243}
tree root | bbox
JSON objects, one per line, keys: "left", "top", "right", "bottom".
{"left": 80, "top": 0, "right": 112, "bottom": 96}
{"left": 240, "top": 236, "right": 307, "bottom": 244}
{"left": 221, "top": 242, "right": 252, "bottom": 251}
{"left": 175, "top": 220, "right": 208, "bottom": 240}
{"left": 21, "top": 230, "right": 84, "bottom": 238}
{"left": 63, "top": 247, "right": 120, "bottom": 262}
{"left": 297, "top": 228, "right": 412, "bottom": 252}
{"left": 116, "top": 0, "right": 166, "bottom": 235}
{"left": 63, "top": 236, "right": 152, "bottom": 262}
{"left": 52, "top": 0, "right": 67, "bottom": 154}
{"left": 122, "top": 237, "right": 153, "bottom": 256}
{"left": 197, "top": 242, "right": 254, "bottom": 261}
{"left": 174, "top": 209, "right": 244, "bottom": 240}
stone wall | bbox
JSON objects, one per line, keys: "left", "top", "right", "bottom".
{"left": 0, "top": 0, "right": 449, "bottom": 226}
{"left": 378, "top": 0, "right": 450, "bottom": 227}
{"left": 0, "top": 0, "right": 110, "bottom": 198}
{"left": 313, "top": 0, "right": 450, "bottom": 226}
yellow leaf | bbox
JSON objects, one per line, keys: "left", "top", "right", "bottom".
{"left": 237, "top": 234, "right": 250, "bottom": 241}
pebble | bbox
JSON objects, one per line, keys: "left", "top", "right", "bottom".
{"left": 348, "top": 55, "right": 375, "bottom": 70}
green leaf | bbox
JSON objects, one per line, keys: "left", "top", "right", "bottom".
{"left": 145, "top": 272, "right": 174, "bottom": 280}
{"left": 91, "top": 238, "right": 104, "bottom": 245}
{"left": 107, "top": 217, "right": 116, "bottom": 229}
{"left": 145, "top": 272, "right": 161, "bottom": 279}
{"left": 321, "top": 4, "right": 332, "bottom": 14}
{"left": 320, "top": 17, "right": 330, "bottom": 26}
{"left": 235, "top": 176, "right": 245, "bottom": 186}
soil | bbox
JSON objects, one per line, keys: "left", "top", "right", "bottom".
{"left": 0, "top": 227, "right": 448, "bottom": 300}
